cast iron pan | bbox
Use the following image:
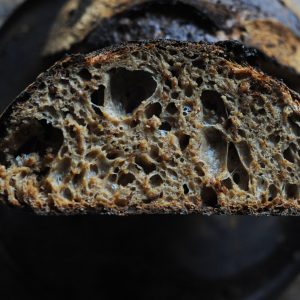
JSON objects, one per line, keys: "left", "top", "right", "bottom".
{"left": 0, "top": 1, "right": 300, "bottom": 299}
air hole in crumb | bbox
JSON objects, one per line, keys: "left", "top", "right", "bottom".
{"left": 258, "top": 108, "right": 266, "bottom": 115}
{"left": 108, "top": 174, "right": 117, "bottom": 182}
{"left": 72, "top": 171, "right": 85, "bottom": 186}
{"left": 145, "top": 102, "right": 162, "bottom": 118}
{"left": 60, "top": 78, "right": 68, "bottom": 86}
{"left": 106, "top": 150, "right": 123, "bottom": 160}
{"left": 37, "top": 167, "right": 50, "bottom": 181}
{"left": 178, "top": 134, "right": 190, "bottom": 151}
{"left": 170, "top": 67, "right": 180, "bottom": 78}
{"left": 222, "top": 178, "right": 233, "bottom": 190}
{"left": 236, "top": 141, "right": 252, "bottom": 168}
{"left": 110, "top": 68, "right": 157, "bottom": 114}
{"left": 184, "top": 85, "right": 193, "bottom": 97}
{"left": 227, "top": 143, "right": 249, "bottom": 191}
{"left": 233, "top": 173, "right": 240, "bottom": 184}
{"left": 192, "top": 59, "right": 205, "bottom": 69}
{"left": 127, "top": 119, "right": 140, "bottom": 128}
{"left": 283, "top": 145, "right": 295, "bottom": 163}
{"left": 91, "top": 85, "right": 105, "bottom": 114}
{"left": 168, "top": 48, "right": 178, "bottom": 56}
{"left": 238, "top": 129, "right": 246, "bottom": 138}
{"left": 150, "top": 145, "right": 160, "bottom": 161}
{"left": 166, "top": 102, "right": 178, "bottom": 114}
{"left": 200, "top": 127, "right": 227, "bottom": 176}
{"left": 150, "top": 174, "right": 163, "bottom": 187}
{"left": 56, "top": 157, "right": 72, "bottom": 175}
{"left": 118, "top": 172, "right": 135, "bottom": 186}
{"left": 201, "top": 186, "right": 218, "bottom": 208}
{"left": 86, "top": 150, "right": 100, "bottom": 161}
{"left": 165, "top": 79, "right": 173, "bottom": 89}
{"left": 43, "top": 106, "right": 58, "bottom": 119}
{"left": 15, "top": 120, "right": 63, "bottom": 158}
{"left": 79, "top": 68, "right": 92, "bottom": 81}
{"left": 201, "top": 90, "right": 227, "bottom": 124}
{"left": 159, "top": 122, "right": 172, "bottom": 131}
{"left": 62, "top": 188, "right": 73, "bottom": 200}
{"left": 142, "top": 198, "right": 152, "bottom": 204}
{"left": 288, "top": 113, "right": 300, "bottom": 137}
{"left": 168, "top": 169, "right": 178, "bottom": 180}
{"left": 266, "top": 126, "right": 272, "bottom": 132}
{"left": 269, "top": 133, "right": 280, "bottom": 145}
{"left": 86, "top": 161, "right": 96, "bottom": 172}
{"left": 171, "top": 92, "right": 179, "bottom": 99}
{"left": 114, "top": 198, "right": 128, "bottom": 207}
{"left": 268, "top": 184, "right": 277, "bottom": 201}
{"left": 97, "top": 156, "right": 111, "bottom": 177}
{"left": 183, "top": 184, "right": 189, "bottom": 194}
{"left": 48, "top": 85, "right": 57, "bottom": 99}
{"left": 196, "top": 77, "right": 203, "bottom": 86}
{"left": 135, "top": 154, "right": 156, "bottom": 174}
{"left": 286, "top": 184, "right": 299, "bottom": 199}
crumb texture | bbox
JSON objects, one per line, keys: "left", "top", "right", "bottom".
{"left": 0, "top": 41, "right": 299, "bottom": 215}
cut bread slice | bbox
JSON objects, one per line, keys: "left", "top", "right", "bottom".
{"left": 0, "top": 40, "right": 299, "bottom": 215}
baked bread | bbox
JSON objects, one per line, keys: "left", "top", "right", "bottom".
{"left": 0, "top": 40, "right": 299, "bottom": 215}
{"left": 43, "top": 0, "right": 300, "bottom": 91}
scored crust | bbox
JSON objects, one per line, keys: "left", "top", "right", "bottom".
{"left": 0, "top": 40, "right": 300, "bottom": 215}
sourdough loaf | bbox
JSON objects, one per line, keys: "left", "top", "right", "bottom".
{"left": 0, "top": 40, "right": 299, "bottom": 215}
{"left": 43, "top": 0, "right": 300, "bottom": 91}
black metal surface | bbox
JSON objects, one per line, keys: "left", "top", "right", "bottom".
{"left": 0, "top": 1, "right": 300, "bottom": 299}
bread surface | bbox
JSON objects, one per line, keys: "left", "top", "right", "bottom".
{"left": 43, "top": 0, "right": 300, "bottom": 91}
{"left": 1, "top": 40, "right": 300, "bottom": 215}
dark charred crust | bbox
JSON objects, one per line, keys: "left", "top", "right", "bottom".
{"left": 75, "top": 1, "right": 219, "bottom": 53}
{"left": 216, "top": 40, "right": 262, "bottom": 66}
{"left": 216, "top": 40, "right": 300, "bottom": 92}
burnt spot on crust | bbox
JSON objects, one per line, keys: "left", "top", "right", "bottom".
{"left": 216, "top": 40, "right": 262, "bottom": 66}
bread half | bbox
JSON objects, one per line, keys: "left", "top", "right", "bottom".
{"left": 0, "top": 41, "right": 299, "bottom": 215}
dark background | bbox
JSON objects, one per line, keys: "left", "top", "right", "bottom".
{"left": 0, "top": 1, "right": 300, "bottom": 299}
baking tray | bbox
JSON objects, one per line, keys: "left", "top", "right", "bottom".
{"left": 0, "top": 1, "right": 300, "bottom": 299}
